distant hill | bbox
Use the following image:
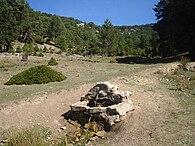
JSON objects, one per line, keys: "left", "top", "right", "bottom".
{"left": 115, "top": 24, "right": 154, "bottom": 34}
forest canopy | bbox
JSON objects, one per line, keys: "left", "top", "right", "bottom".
{"left": 0, "top": 0, "right": 194, "bottom": 58}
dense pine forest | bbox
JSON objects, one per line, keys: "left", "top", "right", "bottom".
{"left": 0, "top": 0, "right": 194, "bottom": 58}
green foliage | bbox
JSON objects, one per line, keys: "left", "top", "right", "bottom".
{"left": 55, "top": 35, "right": 68, "bottom": 51}
{"left": 49, "top": 15, "right": 65, "bottom": 40}
{"left": 0, "top": 0, "right": 23, "bottom": 50}
{"left": 5, "top": 126, "right": 51, "bottom": 146}
{"left": 34, "top": 46, "right": 40, "bottom": 52}
{"left": 48, "top": 57, "right": 58, "bottom": 66}
{"left": 4, "top": 65, "right": 66, "bottom": 85}
{"left": 116, "top": 24, "right": 158, "bottom": 56}
{"left": 33, "top": 51, "right": 38, "bottom": 56}
{"left": 16, "top": 47, "right": 22, "bottom": 53}
{"left": 100, "top": 19, "right": 118, "bottom": 56}
{"left": 0, "top": 0, "right": 159, "bottom": 57}
{"left": 22, "top": 43, "right": 34, "bottom": 53}
{"left": 7, "top": 47, "right": 14, "bottom": 53}
{"left": 0, "top": 0, "right": 31, "bottom": 51}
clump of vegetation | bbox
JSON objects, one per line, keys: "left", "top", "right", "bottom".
{"left": 21, "top": 53, "right": 29, "bottom": 61}
{"left": 7, "top": 47, "right": 15, "bottom": 54}
{"left": 179, "top": 57, "right": 190, "bottom": 71}
{"left": 15, "top": 47, "right": 22, "bottom": 53}
{"left": 55, "top": 136, "right": 69, "bottom": 146}
{"left": 32, "top": 52, "right": 44, "bottom": 57}
{"left": 3, "top": 122, "right": 103, "bottom": 146}
{"left": 33, "top": 51, "right": 38, "bottom": 56}
{"left": 109, "top": 58, "right": 117, "bottom": 63}
{"left": 5, "top": 126, "right": 51, "bottom": 146}
{"left": 166, "top": 68, "right": 195, "bottom": 91}
{"left": 4, "top": 65, "right": 66, "bottom": 85}
{"left": 66, "top": 121, "right": 102, "bottom": 145}
{"left": 48, "top": 57, "right": 58, "bottom": 66}
{"left": 43, "top": 46, "right": 48, "bottom": 53}
{"left": 38, "top": 52, "right": 44, "bottom": 57}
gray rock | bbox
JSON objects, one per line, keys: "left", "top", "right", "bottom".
{"left": 69, "top": 82, "right": 134, "bottom": 129}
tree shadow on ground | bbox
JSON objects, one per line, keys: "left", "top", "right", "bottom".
{"left": 116, "top": 56, "right": 181, "bottom": 64}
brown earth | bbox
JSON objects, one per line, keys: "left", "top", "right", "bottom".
{"left": 0, "top": 62, "right": 188, "bottom": 145}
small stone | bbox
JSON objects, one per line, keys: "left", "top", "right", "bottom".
{"left": 60, "top": 126, "right": 66, "bottom": 130}
{"left": 95, "top": 131, "right": 106, "bottom": 138}
{"left": 1, "top": 140, "right": 8, "bottom": 143}
{"left": 89, "top": 136, "right": 98, "bottom": 141}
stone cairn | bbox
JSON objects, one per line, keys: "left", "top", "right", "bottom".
{"left": 70, "top": 82, "right": 135, "bottom": 130}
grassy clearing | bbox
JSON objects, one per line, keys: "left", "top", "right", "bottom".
{"left": 0, "top": 55, "right": 150, "bottom": 104}
{"left": 154, "top": 67, "right": 195, "bottom": 145}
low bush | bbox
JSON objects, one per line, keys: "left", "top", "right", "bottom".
{"left": 4, "top": 65, "right": 66, "bottom": 85}
{"left": 48, "top": 57, "right": 58, "bottom": 66}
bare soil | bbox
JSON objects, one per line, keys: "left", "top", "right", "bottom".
{"left": 0, "top": 61, "right": 193, "bottom": 146}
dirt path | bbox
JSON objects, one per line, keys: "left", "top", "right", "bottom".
{"left": 97, "top": 63, "right": 179, "bottom": 146}
{"left": 0, "top": 63, "right": 179, "bottom": 145}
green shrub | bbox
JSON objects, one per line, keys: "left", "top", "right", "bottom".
{"left": 22, "top": 43, "right": 34, "bottom": 53}
{"left": 48, "top": 57, "right": 58, "bottom": 66}
{"left": 4, "top": 65, "right": 66, "bottom": 85}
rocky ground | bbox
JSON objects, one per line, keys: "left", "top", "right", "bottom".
{"left": 0, "top": 62, "right": 194, "bottom": 145}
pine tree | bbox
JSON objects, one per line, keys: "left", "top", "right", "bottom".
{"left": 100, "top": 19, "right": 118, "bottom": 56}
{"left": 0, "top": 0, "right": 31, "bottom": 52}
